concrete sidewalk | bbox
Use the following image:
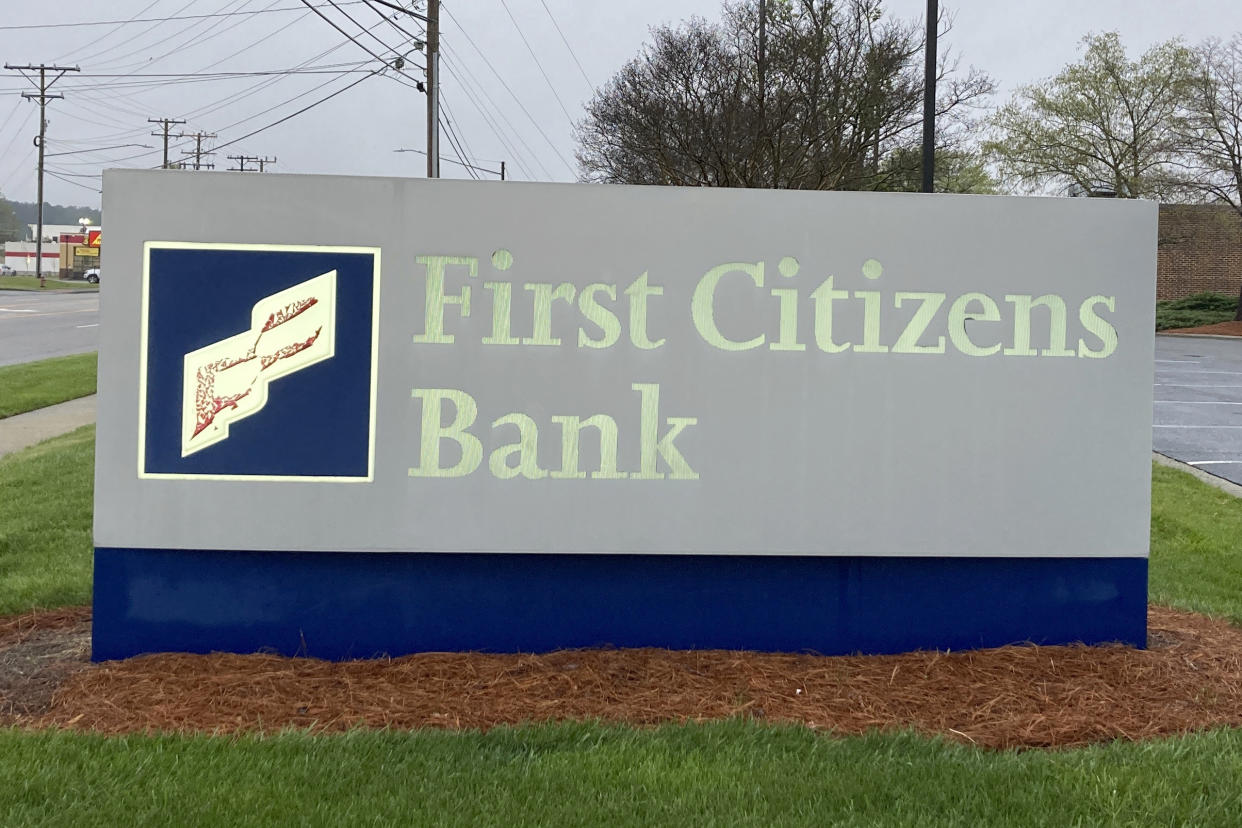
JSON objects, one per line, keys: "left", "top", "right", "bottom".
{"left": 0, "top": 395, "right": 96, "bottom": 460}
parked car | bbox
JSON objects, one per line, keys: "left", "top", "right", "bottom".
{"left": 84, "top": 268, "right": 100, "bottom": 283}
{"left": 0, "top": 264, "right": 14, "bottom": 275}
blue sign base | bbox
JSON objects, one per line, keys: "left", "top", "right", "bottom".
{"left": 92, "top": 548, "right": 1147, "bottom": 661}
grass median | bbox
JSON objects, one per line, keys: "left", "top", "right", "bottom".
{"left": 0, "top": 353, "right": 97, "bottom": 419}
{"left": 2, "top": 436, "right": 1242, "bottom": 825}
{"left": 0, "top": 277, "right": 98, "bottom": 292}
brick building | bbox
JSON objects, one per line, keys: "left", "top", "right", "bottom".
{"left": 1157, "top": 204, "right": 1242, "bottom": 301}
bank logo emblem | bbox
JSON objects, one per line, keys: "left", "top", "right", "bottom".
{"left": 183, "top": 271, "right": 336, "bottom": 456}
{"left": 139, "top": 242, "right": 380, "bottom": 482}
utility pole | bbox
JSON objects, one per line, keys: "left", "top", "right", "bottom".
{"left": 178, "top": 131, "right": 217, "bottom": 170}
{"left": 227, "top": 155, "right": 276, "bottom": 172}
{"left": 426, "top": 0, "right": 440, "bottom": 178}
{"left": 500, "top": 161, "right": 505, "bottom": 181}
{"left": 149, "top": 117, "right": 186, "bottom": 169}
{"left": 921, "top": 0, "right": 938, "bottom": 194}
{"left": 5, "top": 62, "right": 79, "bottom": 288}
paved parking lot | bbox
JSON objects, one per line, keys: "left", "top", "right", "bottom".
{"left": 1154, "top": 334, "right": 1242, "bottom": 485}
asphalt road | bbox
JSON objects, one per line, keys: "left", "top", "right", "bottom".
{"left": 1154, "top": 334, "right": 1242, "bottom": 485}
{"left": 0, "top": 289, "right": 99, "bottom": 367}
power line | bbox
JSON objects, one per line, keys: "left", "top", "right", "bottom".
{"left": 538, "top": 0, "right": 593, "bottom": 93}
{"left": 365, "top": 0, "right": 429, "bottom": 24}
{"left": 209, "top": 69, "right": 379, "bottom": 156}
{"left": 394, "top": 147, "right": 502, "bottom": 178}
{"left": 46, "top": 143, "right": 152, "bottom": 157}
{"left": 360, "top": 0, "right": 425, "bottom": 48}
{"left": 1, "top": 1, "right": 373, "bottom": 30}
{"left": 440, "top": 5, "right": 575, "bottom": 177}
{"left": 439, "top": 92, "right": 480, "bottom": 173}
{"left": 91, "top": 0, "right": 269, "bottom": 73}
{"left": 44, "top": 168, "right": 103, "bottom": 179}
{"left": 163, "top": 24, "right": 406, "bottom": 134}
{"left": 0, "top": 146, "right": 36, "bottom": 195}
{"left": 70, "top": 0, "right": 200, "bottom": 67}
{"left": 322, "top": 0, "right": 406, "bottom": 59}
{"left": 297, "top": 0, "right": 413, "bottom": 78}
{"left": 440, "top": 114, "right": 477, "bottom": 179}
{"left": 213, "top": 65, "right": 379, "bottom": 135}
{"left": 497, "top": 0, "right": 574, "bottom": 126}
{"left": 0, "top": 67, "right": 379, "bottom": 96}
{"left": 441, "top": 53, "right": 541, "bottom": 179}
{"left": 44, "top": 168, "right": 101, "bottom": 194}
{"left": 185, "top": 5, "right": 321, "bottom": 75}
{"left": 49, "top": 0, "right": 162, "bottom": 63}
{"left": 0, "top": 98, "right": 32, "bottom": 159}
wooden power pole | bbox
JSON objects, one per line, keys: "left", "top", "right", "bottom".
{"left": 178, "top": 131, "right": 217, "bottom": 170}
{"left": 426, "top": 0, "right": 440, "bottom": 178}
{"left": 149, "top": 117, "right": 187, "bottom": 169}
{"left": 4, "top": 62, "right": 80, "bottom": 288}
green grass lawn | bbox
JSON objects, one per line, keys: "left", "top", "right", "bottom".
{"left": 0, "top": 723, "right": 1240, "bottom": 827}
{"left": 1151, "top": 463, "right": 1242, "bottom": 625}
{"left": 0, "top": 427, "right": 94, "bottom": 615}
{"left": 2, "top": 435, "right": 1242, "bottom": 825}
{"left": 0, "top": 276, "right": 98, "bottom": 292}
{"left": 0, "top": 353, "right": 97, "bottom": 419}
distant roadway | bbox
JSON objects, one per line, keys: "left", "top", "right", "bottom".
{"left": 0, "top": 290, "right": 99, "bottom": 367}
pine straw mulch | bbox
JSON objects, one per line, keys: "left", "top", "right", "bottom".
{"left": 3, "top": 605, "right": 1242, "bottom": 749}
{"left": 1164, "top": 320, "right": 1242, "bottom": 336}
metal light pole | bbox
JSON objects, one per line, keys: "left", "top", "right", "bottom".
{"left": 921, "top": 0, "right": 938, "bottom": 193}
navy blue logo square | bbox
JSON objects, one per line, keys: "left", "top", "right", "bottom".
{"left": 139, "top": 243, "right": 379, "bottom": 480}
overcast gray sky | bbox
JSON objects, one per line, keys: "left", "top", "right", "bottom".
{"left": 0, "top": 0, "right": 1237, "bottom": 209}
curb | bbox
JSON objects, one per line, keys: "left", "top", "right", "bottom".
{"left": 0, "top": 288, "right": 99, "bottom": 294}
{"left": 1156, "top": 333, "right": 1242, "bottom": 341}
{"left": 1153, "top": 451, "right": 1242, "bottom": 499}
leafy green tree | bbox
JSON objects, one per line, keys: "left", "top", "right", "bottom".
{"left": 8, "top": 201, "right": 101, "bottom": 229}
{"left": 576, "top": 0, "right": 993, "bottom": 190}
{"left": 875, "top": 147, "right": 996, "bottom": 193}
{"left": 984, "top": 32, "right": 1196, "bottom": 198}
{"left": 0, "top": 195, "right": 24, "bottom": 243}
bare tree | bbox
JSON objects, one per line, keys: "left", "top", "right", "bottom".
{"left": 1175, "top": 36, "right": 1242, "bottom": 316}
{"left": 575, "top": 0, "right": 993, "bottom": 190}
{"left": 1178, "top": 37, "right": 1242, "bottom": 212}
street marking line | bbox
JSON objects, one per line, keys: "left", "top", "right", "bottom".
{"left": 1189, "top": 461, "right": 1242, "bottom": 466}
{"left": 29, "top": 309, "right": 98, "bottom": 318}
{"left": 1154, "top": 401, "right": 1242, "bottom": 405}
{"left": 1155, "top": 384, "right": 1242, "bottom": 388}
{"left": 1155, "top": 359, "right": 1201, "bottom": 363}
{"left": 75, "top": 323, "right": 98, "bottom": 328}
{"left": 0, "top": 308, "right": 38, "bottom": 313}
{"left": 1157, "top": 370, "right": 1242, "bottom": 375}
{"left": 1153, "top": 425, "right": 1242, "bottom": 428}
